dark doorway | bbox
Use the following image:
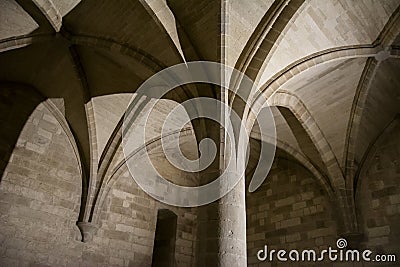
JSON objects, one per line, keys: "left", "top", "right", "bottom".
{"left": 151, "top": 209, "right": 178, "bottom": 267}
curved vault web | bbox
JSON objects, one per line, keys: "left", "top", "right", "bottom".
{"left": 140, "top": 0, "right": 186, "bottom": 62}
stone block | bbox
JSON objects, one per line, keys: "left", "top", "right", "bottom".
{"left": 368, "top": 225, "right": 390, "bottom": 238}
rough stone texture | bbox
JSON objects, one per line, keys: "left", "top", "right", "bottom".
{"left": 93, "top": 171, "right": 197, "bottom": 267}
{"left": 252, "top": 107, "right": 301, "bottom": 154}
{"left": 0, "top": 87, "right": 43, "bottom": 178}
{"left": 196, "top": 177, "right": 247, "bottom": 266}
{"left": 92, "top": 93, "right": 132, "bottom": 157}
{"left": 282, "top": 58, "right": 368, "bottom": 168}
{"left": 0, "top": 94, "right": 197, "bottom": 266}
{"left": 64, "top": 0, "right": 182, "bottom": 65}
{"left": 355, "top": 58, "right": 400, "bottom": 168}
{"left": 52, "top": 0, "right": 81, "bottom": 17}
{"left": 225, "top": 0, "right": 274, "bottom": 68}
{"left": 246, "top": 157, "right": 337, "bottom": 266}
{"left": 0, "top": 99, "right": 83, "bottom": 266}
{"left": 0, "top": 0, "right": 39, "bottom": 39}
{"left": 357, "top": 122, "right": 400, "bottom": 257}
{"left": 259, "top": 0, "right": 399, "bottom": 84}
{"left": 1, "top": 0, "right": 400, "bottom": 266}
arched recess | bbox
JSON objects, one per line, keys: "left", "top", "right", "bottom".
{"left": 352, "top": 58, "right": 400, "bottom": 172}
{"left": 0, "top": 82, "right": 84, "bottom": 262}
{"left": 0, "top": 82, "right": 85, "bottom": 248}
{"left": 83, "top": 87, "right": 211, "bottom": 223}
{"left": 248, "top": 135, "right": 333, "bottom": 199}
{"left": 90, "top": 127, "right": 197, "bottom": 225}
{"left": 268, "top": 92, "right": 362, "bottom": 232}
{"left": 355, "top": 115, "right": 400, "bottom": 199}
{"left": 243, "top": 45, "right": 381, "bottom": 127}
{"left": 245, "top": 152, "right": 338, "bottom": 266}
{"left": 240, "top": 45, "right": 381, "bottom": 153}
{"left": 268, "top": 91, "right": 344, "bottom": 189}
{"left": 239, "top": 8, "right": 400, "bottom": 235}
{"left": 0, "top": 82, "right": 83, "bottom": 183}
{"left": 232, "top": 2, "right": 400, "bottom": 123}
{"left": 1, "top": 3, "right": 234, "bottom": 218}
{"left": 0, "top": 83, "right": 43, "bottom": 180}
{"left": 0, "top": 29, "right": 210, "bottom": 225}
{"left": 355, "top": 115, "right": 400, "bottom": 252}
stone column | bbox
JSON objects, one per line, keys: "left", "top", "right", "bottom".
{"left": 218, "top": 175, "right": 247, "bottom": 265}
{"left": 196, "top": 173, "right": 247, "bottom": 266}
{"left": 195, "top": 118, "right": 247, "bottom": 266}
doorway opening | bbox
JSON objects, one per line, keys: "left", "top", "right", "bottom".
{"left": 151, "top": 209, "right": 177, "bottom": 267}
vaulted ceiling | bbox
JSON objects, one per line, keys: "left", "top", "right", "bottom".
{"left": 1, "top": 0, "right": 399, "bottom": 202}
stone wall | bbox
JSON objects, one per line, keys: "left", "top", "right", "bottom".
{"left": 246, "top": 157, "right": 337, "bottom": 266}
{"left": 93, "top": 170, "right": 197, "bottom": 267}
{"left": 0, "top": 87, "right": 43, "bottom": 179}
{"left": 0, "top": 97, "right": 83, "bottom": 266}
{"left": 356, "top": 121, "right": 400, "bottom": 257}
{"left": 1, "top": 88, "right": 399, "bottom": 267}
{"left": 0, "top": 92, "right": 197, "bottom": 266}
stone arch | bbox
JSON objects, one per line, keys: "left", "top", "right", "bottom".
{"left": 355, "top": 115, "right": 400, "bottom": 197}
{"left": 233, "top": 0, "right": 306, "bottom": 81}
{"left": 0, "top": 34, "right": 53, "bottom": 53}
{"left": 248, "top": 134, "right": 333, "bottom": 199}
{"left": 343, "top": 18, "right": 400, "bottom": 187}
{"left": 0, "top": 83, "right": 43, "bottom": 180}
{"left": 268, "top": 91, "right": 344, "bottom": 189}
{"left": 232, "top": 2, "right": 400, "bottom": 123}
{"left": 87, "top": 92, "right": 206, "bottom": 222}
{"left": 91, "top": 127, "right": 195, "bottom": 225}
{"left": 343, "top": 58, "right": 379, "bottom": 187}
{"left": 229, "top": 0, "right": 306, "bottom": 120}
{"left": 265, "top": 91, "right": 359, "bottom": 233}
{"left": 355, "top": 115, "right": 400, "bottom": 252}
{"left": 16, "top": 0, "right": 61, "bottom": 31}
{"left": 0, "top": 82, "right": 83, "bottom": 181}
{"left": 0, "top": 84, "right": 83, "bottom": 255}
{"left": 242, "top": 5, "right": 400, "bottom": 132}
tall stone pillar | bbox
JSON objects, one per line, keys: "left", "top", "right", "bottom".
{"left": 196, "top": 172, "right": 247, "bottom": 266}
{"left": 217, "top": 175, "right": 247, "bottom": 265}
{"left": 195, "top": 120, "right": 247, "bottom": 266}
